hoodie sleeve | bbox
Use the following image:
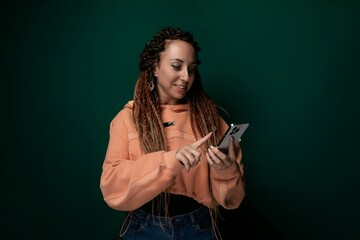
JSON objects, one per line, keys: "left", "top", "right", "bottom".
{"left": 100, "top": 109, "right": 184, "bottom": 211}
{"left": 210, "top": 118, "right": 246, "bottom": 209}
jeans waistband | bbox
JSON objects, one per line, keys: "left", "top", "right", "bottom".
{"left": 133, "top": 205, "right": 209, "bottom": 225}
{"left": 119, "top": 205, "right": 214, "bottom": 238}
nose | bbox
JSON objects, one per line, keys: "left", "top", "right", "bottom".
{"left": 181, "top": 68, "right": 190, "bottom": 82}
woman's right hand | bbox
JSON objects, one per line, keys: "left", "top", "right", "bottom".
{"left": 175, "top": 132, "right": 213, "bottom": 171}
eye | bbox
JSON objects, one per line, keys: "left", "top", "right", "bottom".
{"left": 171, "top": 64, "right": 181, "bottom": 71}
{"left": 188, "top": 65, "right": 197, "bottom": 75}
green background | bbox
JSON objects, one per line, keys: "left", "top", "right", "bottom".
{"left": 3, "top": 0, "right": 359, "bottom": 239}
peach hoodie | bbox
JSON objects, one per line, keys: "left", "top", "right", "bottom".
{"left": 100, "top": 100, "right": 245, "bottom": 211}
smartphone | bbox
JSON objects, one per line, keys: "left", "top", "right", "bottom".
{"left": 217, "top": 123, "right": 249, "bottom": 153}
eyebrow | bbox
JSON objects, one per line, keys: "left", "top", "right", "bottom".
{"left": 170, "top": 58, "right": 197, "bottom": 64}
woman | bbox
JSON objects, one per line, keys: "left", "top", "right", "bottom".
{"left": 100, "top": 27, "right": 245, "bottom": 240}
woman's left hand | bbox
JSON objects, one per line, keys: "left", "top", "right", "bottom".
{"left": 206, "top": 137, "right": 242, "bottom": 170}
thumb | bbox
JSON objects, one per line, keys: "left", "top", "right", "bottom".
{"left": 191, "top": 132, "right": 213, "bottom": 149}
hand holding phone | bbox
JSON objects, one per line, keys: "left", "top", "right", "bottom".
{"left": 217, "top": 123, "right": 249, "bottom": 153}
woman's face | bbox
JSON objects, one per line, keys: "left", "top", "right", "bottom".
{"left": 154, "top": 40, "right": 197, "bottom": 105}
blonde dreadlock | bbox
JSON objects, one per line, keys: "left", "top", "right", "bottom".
{"left": 134, "top": 27, "right": 222, "bottom": 152}
{"left": 132, "top": 27, "right": 224, "bottom": 239}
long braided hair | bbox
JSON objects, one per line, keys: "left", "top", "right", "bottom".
{"left": 133, "top": 27, "right": 223, "bottom": 238}
{"left": 134, "top": 26, "right": 221, "bottom": 152}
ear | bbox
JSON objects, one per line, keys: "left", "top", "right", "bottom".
{"left": 153, "top": 64, "right": 158, "bottom": 77}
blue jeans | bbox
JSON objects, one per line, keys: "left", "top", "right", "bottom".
{"left": 120, "top": 205, "right": 215, "bottom": 240}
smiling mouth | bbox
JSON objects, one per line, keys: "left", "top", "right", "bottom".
{"left": 174, "top": 84, "right": 186, "bottom": 89}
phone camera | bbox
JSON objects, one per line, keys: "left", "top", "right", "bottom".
{"left": 229, "top": 127, "right": 240, "bottom": 135}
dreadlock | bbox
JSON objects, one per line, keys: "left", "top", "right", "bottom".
{"left": 134, "top": 27, "right": 221, "bottom": 153}
{"left": 132, "top": 27, "right": 223, "bottom": 239}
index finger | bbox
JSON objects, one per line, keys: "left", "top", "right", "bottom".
{"left": 191, "top": 132, "right": 213, "bottom": 149}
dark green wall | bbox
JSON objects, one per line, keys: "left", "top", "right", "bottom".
{"left": 3, "top": 0, "right": 360, "bottom": 239}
